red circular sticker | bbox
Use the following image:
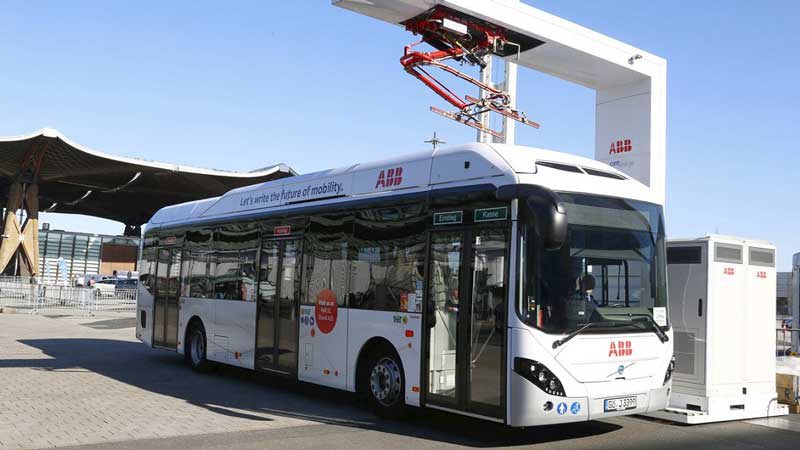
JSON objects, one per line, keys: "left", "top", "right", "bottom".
{"left": 315, "top": 288, "right": 338, "bottom": 334}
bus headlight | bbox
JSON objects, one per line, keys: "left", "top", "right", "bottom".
{"left": 663, "top": 356, "right": 676, "bottom": 385}
{"left": 514, "top": 357, "right": 566, "bottom": 397}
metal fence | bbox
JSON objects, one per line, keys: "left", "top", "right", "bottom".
{"left": 777, "top": 328, "right": 799, "bottom": 356}
{"left": 0, "top": 281, "right": 137, "bottom": 315}
{"left": 0, "top": 276, "right": 27, "bottom": 284}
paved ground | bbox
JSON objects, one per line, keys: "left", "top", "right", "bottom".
{"left": 1, "top": 313, "right": 799, "bottom": 450}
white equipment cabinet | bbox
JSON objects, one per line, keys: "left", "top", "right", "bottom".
{"left": 647, "top": 235, "right": 787, "bottom": 423}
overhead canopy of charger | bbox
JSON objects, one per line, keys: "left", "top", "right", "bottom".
{"left": 0, "top": 128, "right": 296, "bottom": 231}
{"left": 333, "top": 0, "right": 667, "bottom": 204}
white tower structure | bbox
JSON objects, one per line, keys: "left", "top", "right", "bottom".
{"left": 477, "top": 0, "right": 519, "bottom": 145}
{"left": 477, "top": 55, "right": 518, "bottom": 145}
{"left": 793, "top": 252, "right": 800, "bottom": 352}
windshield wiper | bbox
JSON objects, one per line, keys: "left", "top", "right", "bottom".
{"left": 596, "top": 309, "right": 669, "bottom": 343}
{"left": 552, "top": 322, "right": 598, "bottom": 349}
{"left": 629, "top": 314, "right": 669, "bottom": 343}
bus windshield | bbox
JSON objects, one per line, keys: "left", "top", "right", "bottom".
{"left": 518, "top": 193, "right": 668, "bottom": 334}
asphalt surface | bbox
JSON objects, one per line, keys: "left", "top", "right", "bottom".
{"left": 59, "top": 415, "right": 800, "bottom": 450}
{"left": 1, "top": 313, "right": 798, "bottom": 450}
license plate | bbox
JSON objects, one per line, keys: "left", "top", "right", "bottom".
{"left": 604, "top": 396, "right": 637, "bottom": 412}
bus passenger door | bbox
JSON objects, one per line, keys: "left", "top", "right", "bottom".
{"left": 153, "top": 247, "right": 181, "bottom": 349}
{"left": 255, "top": 238, "right": 301, "bottom": 374}
{"left": 425, "top": 227, "right": 507, "bottom": 419}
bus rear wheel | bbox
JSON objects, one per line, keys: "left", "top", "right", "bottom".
{"left": 185, "top": 322, "right": 215, "bottom": 373}
{"left": 364, "top": 348, "right": 407, "bottom": 419}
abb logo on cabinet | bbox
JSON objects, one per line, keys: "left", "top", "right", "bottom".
{"left": 756, "top": 271, "right": 767, "bottom": 279}
{"left": 609, "top": 139, "right": 633, "bottom": 154}
{"left": 723, "top": 267, "right": 735, "bottom": 276}
{"left": 609, "top": 340, "right": 633, "bottom": 357}
{"left": 375, "top": 167, "right": 403, "bottom": 188}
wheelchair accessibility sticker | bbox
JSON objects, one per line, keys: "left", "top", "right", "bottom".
{"left": 570, "top": 402, "right": 581, "bottom": 415}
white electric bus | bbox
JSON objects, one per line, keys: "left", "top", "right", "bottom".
{"left": 136, "top": 143, "right": 674, "bottom": 426}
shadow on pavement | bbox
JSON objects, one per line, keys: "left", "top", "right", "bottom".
{"left": 4, "top": 338, "right": 622, "bottom": 447}
{"left": 80, "top": 317, "right": 138, "bottom": 330}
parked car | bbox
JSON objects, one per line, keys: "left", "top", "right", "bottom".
{"left": 114, "top": 279, "right": 138, "bottom": 289}
{"left": 94, "top": 278, "right": 118, "bottom": 296}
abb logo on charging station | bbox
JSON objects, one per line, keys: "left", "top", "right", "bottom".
{"left": 723, "top": 267, "right": 735, "bottom": 276}
{"left": 609, "top": 139, "right": 633, "bottom": 154}
{"left": 609, "top": 340, "right": 633, "bottom": 357}
{"left": 375, "top": 167, "right": 403, "bottom": 188}
{"left": 756, "top": 271, "right": 767, "bottom": 279}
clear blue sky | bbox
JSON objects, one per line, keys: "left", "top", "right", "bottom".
{"left": 1, "top": 1, "right": 798, "bottom": 270}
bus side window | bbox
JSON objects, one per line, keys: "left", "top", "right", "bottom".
{"left": 349, "top": 241, "right": 425, "bottom": 312}
{"left": 212, "top": 224, "right": 259, "bottom": 301}
{"left": 349, "top": 206, "right": 426, "bottom": 313}
{"left": 182, "top": 228, "right": 214, "bottom": 299}
{"left": 302, "top": 212, "right": 351, "bottom": 307}
{"left": 139, "top": 246, "right": 157, "bottom": 296}
{"left": 304, "top": 240, "right": 349, "bottom": 307}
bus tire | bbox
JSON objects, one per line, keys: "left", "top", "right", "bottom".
{"left": 185, "top": 322, "right": 215, "bottom": 373}
{"left": 363, "top": 345, "right": 407, "bottom": 419}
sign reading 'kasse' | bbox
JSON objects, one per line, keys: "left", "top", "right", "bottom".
{"left": 205, "top": 176, "right": 352, "bottom": 216}
{"left": 474, "top": 207, "right": 508, "bottom": 222}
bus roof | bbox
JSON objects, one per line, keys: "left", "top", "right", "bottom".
{"left": 146, "top": 143, "right": 656, "bottom": 230}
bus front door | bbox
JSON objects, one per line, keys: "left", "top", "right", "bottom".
{"left": 152, "top": 247, "right": 181, "bottom": 349}
{"left": 425, "top": 228, "right": 508, "bottom": 419}
{"left": 255, "top": 238, "right": 301, "bottom": 374}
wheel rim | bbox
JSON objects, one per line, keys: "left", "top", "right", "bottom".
{"left": 370, "top": 356, "right": 402, "bottom": 407}
{"left": 191, "top": 330, "right": 205, "bottom": 366}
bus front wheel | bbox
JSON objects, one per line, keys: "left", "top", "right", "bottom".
{"left": 364, "top": 347, "right": 407, "bottom": 419}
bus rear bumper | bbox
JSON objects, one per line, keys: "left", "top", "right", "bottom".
{"left": 135, "top": 305, "right": 153, "bottom": 347}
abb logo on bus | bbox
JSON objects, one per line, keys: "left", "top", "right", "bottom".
{"left": 609, "top": 139, "right": 633, "bottom": 154}
{"left": 723, "top": 267, "right": 735, "bottom": 276}
{"left": 756, "top": 271, "right": 767, "bottom": 279}
{"left": 609, "top": 340, "right": 633, "bottom": 357}
{"left": 375, "top": 167, "right": 403, "bottom": 188}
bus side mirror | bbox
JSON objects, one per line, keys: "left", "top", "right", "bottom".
{"left": 496, "top": 184, "right": 567, "bottom": 250}
{"left": 527, "top": 193, "right": 567, "bottom": 250}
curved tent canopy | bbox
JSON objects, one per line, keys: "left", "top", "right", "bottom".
{"left": 0, "top": 128, "right": 296, "bottom": 227}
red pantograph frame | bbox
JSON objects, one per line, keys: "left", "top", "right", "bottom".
{"left": 399, "top": 7, "right": 539, "bottom": 138}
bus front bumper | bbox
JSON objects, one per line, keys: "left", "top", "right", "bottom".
{"left": 508, "top": 374, "right": 671, "bottom": 427}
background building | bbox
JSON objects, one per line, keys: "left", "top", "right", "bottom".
{"left": 37, "top": 225, "right": 139, "bottom": 285}
{"left": 777, "top": 271, "right": 793, "bottom": 316}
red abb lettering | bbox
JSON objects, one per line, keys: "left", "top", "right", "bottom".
{"left": 609, "top": 340, "right": 633, "bottom": 357}
{"left": 609, "top": 139, "right": 633, "bottom": 154}
{"left": 375, "top": 167, "right": 404, "bottom": 188}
